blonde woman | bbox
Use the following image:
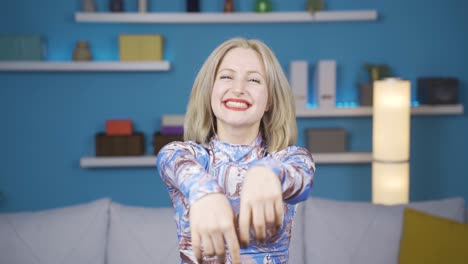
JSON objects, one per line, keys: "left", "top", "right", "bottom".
{"left": 157, "top": 38, "right": 315, "bottom": 264}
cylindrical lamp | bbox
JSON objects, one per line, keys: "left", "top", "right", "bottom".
{"left": 372, "top": 78, "right": 411, "bottom": 205}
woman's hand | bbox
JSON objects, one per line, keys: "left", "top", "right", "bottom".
{"left": 239, "top": 166, "right": 284, "bottom": 246}
{"left": 189, "top": 193, "right": 241, "bottom": 264}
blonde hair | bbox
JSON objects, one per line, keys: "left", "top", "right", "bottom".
{"left": 184, "top": 38, "right": 297, "bottom": 152}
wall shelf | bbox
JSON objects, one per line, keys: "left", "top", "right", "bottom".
{"left": 80, "top": 152, "right": 372, "bottom": 168}
{"left": 0, "top": 61, "right": 171, "bottom": 72}
{"left": 127, "top": 105, "right": 463, "bottom": 121}
{"left": 296, "top": 104, "right": 464, "bottom": 117}
{"left": 81, "top": 156, "right": 157, "bottom": 168}
{"left": 312, "top": 152, "right": 372, "bottom": 164}
{"left": 75, "top": 10, "right": 378, "bottom": 24}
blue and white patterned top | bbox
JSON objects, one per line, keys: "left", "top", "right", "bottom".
{"left": 157, "top": 134, "right": 315, "bottom": 264}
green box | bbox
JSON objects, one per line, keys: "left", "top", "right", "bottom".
{"left": 0, "top": 35, "right": 47, "bottom": 61}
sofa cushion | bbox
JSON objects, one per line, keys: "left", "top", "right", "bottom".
{"left": 107, "top": 202, "right": 180, "bottom": 264}
{"left": 399, "top": 207, "right": 468, "bottom": 264}
{"left": 0, "top": 198, "right": 110, "bottom": 264}
{"left": 303, "top": 197, "right": 465, "bottom": 264}
{"left": 288, "top": 203, "right": 305, "bottom": 263}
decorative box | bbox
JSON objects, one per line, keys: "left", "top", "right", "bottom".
{"left": 161, "top": 126, "right": 184, "bottom": 135}
{"left": 307, "top": 128, "right": 347, "bottom": 153}
{"left": 119, "top": 34, "right": 164, "bottom": 61}
{"left": 0, "top": 35, "right": 47, "bottom": 61}
{"left": 160, "top": 115, "right": 184, "bottom": 135}
{"left": 417, "top": 77, "right": 459, "bottom": 105}
{"left": 153, "top": 132, "right": 183, "bottom": 155}
{"left": 95, "top": 132, "right": 145, "bottom": 156}
{"left": 106, "top": 119, "right": 133, "bottom": 136}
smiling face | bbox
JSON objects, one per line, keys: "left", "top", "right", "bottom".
{"left": 211, "top": 47, "right": 269, "bottom": 142}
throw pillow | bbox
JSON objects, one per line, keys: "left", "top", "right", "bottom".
{"left": 303, "top": 197, "right": 465, "bottom": 264}
{"left": 106, "top": 201, "right": 180, "bottom": 264}
{"left": 0, "top": 198, "right": 111, "bottom": 264}
{"left": 399, "top": 207, "right": 468, "bottom": 264}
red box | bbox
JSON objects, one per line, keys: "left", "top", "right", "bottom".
{"left": 106, "top": 120, "right": 133, "bottom": 135}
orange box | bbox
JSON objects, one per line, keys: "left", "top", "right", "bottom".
{"left": 106, "top": 120, "right": 133, "bottom": 135}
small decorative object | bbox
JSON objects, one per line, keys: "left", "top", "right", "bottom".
{"left": 138, "top": 0, "right": 147, "bottom": 13}
{"left": 161, "top": 114, "right": 184, "bottom": 135}
{"left": 417, "top": 77, "right": 459, "bottom": 105}
{"left": 290, "top": 61, "right": 309, "bottom": 110}
{"left": 365, "top": 64, "right": 391, "bottom": 82}
{"left": 307, "top": 128, "right": 347, "bottom": 153}
{"left": 119, "top": 34, "right": 164, "bottom": 61}
{"left": 186, "top": 0, "right": 200, "bottom": 12}
{"left": 153, "top": 115, "right": 185, "bottom": 155}
{"left": 96, "top": 119, "right": 144, "bottom": 156}
{"left": 106, "top": 120, "right": 133, "bottom": 135}
{"left": 95, "top": 132, "right": 145, "bottom": 156}
{"left": 153, "top": 132, "right": 183, "bottom": 155}
{"left": 254, "top": 0, "right": 272, "bottom": 12}
{"left": 72, "top": 41, "right": 92, "bottom": 61}
{"left": 315, "top": 60, "right": 336, "bottom": 109}
{"left": 224, "top": 0, "right": 234, "bottom": 12}
{"left": 358, "top": 64, "right": 391, "bottom": 106}
{"left": 82, "top": 0, "right": 96, "bottom": 12}
{"left": 306, "top": 0, "right": 324, "bottom": 12}
{"left": 110, "top": 0, "right": 124, "bottom": 12}
{"left": 0, "top": 35, "right": 47, "bottom": 61}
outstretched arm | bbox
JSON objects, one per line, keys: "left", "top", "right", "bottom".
{"left": 252, "top": 145, "right": 315, "bottom": 204}
{"left": 157, "top": 141, "right": 223, "bottom": 206}
{"left": 157, "top": 141, "right": 242, "bottom": 264}
{"left": 239, "top": 146, "right": 315, "bottom": 245}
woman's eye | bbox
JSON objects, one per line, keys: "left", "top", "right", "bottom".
{"left": 249, "top": 78, "right": 261, "bottom": 84}
{"left": 220, "top": 75, "right": 232, "bottom": 80}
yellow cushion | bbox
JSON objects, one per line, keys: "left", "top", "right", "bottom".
{"left": 399, "top": 207, "right": 468, "bottom": 264}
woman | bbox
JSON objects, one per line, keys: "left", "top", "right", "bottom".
{"left": 157, "top": 38, "right": 315, "bottom": 264}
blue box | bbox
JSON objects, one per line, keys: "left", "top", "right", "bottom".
{"left": 0, "top": 35, "right": 47, "bottom": 61}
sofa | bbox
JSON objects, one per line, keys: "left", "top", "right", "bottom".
{"left": 0, "top": 196, "right": 466, "bottom": 264}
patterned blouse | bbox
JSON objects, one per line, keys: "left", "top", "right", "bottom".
{"left": 157, "top": 134, "right": 315, "bottom": 264}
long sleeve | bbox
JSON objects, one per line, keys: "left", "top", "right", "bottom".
{"left": 157, "top": 141, "right": 224, "bottom": 206}
{"left": 250, "top": 146, "right": 315, "bottom": 204}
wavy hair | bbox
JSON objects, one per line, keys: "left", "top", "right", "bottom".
{"left": 184, "top": 38, "right": 297, "bottom": 152}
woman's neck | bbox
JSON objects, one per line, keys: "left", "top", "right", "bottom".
{"left": 216, "top": 125, "right": 260, "bottom": 145}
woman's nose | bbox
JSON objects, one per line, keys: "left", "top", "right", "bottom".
{"left": 232, "top": 79, "right": 246, "bottom": 94}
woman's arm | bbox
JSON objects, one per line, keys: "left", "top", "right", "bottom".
{"left": 252, "top": 145, "right": 315, "bottom": 204}
{"left": 239, "top": 146, "right": 315, "bottom": 245}
{"left": 156, "top": 141, "right": 223, "bottom": 206}
{"left": 157, "top": 141, "right": 242, "bottom": 263}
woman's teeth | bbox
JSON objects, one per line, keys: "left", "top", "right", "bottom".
{"left": 225, "top": 101, "right": 248, "bottom": 108}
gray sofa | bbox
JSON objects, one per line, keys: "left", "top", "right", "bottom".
{"left": 0, "top": 197, "right": 466, "bottom": 264}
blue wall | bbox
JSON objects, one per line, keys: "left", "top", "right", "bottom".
{"left": 1, "top": 0, "right": 467, "bottom": 212}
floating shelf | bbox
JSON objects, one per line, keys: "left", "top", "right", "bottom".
{"left": 75, "top": 10, "right": 378, "bottom": 24}
{"left": 128, "top": 105, "right": 463, "bottom": 121}
{"left": 296, "top": 104, "right": 464, "bottom": 117}
{"left": 312, "top": 152, "right": 372, "bottom": 164}
{"left": 0, "top": 61, "right": 171, "bottom": 72}
{"left": 80, "top": 152, "right": 372, "bottom": 168}
{"left": 81, "top": 156, "right": 157, "bottom": 168}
